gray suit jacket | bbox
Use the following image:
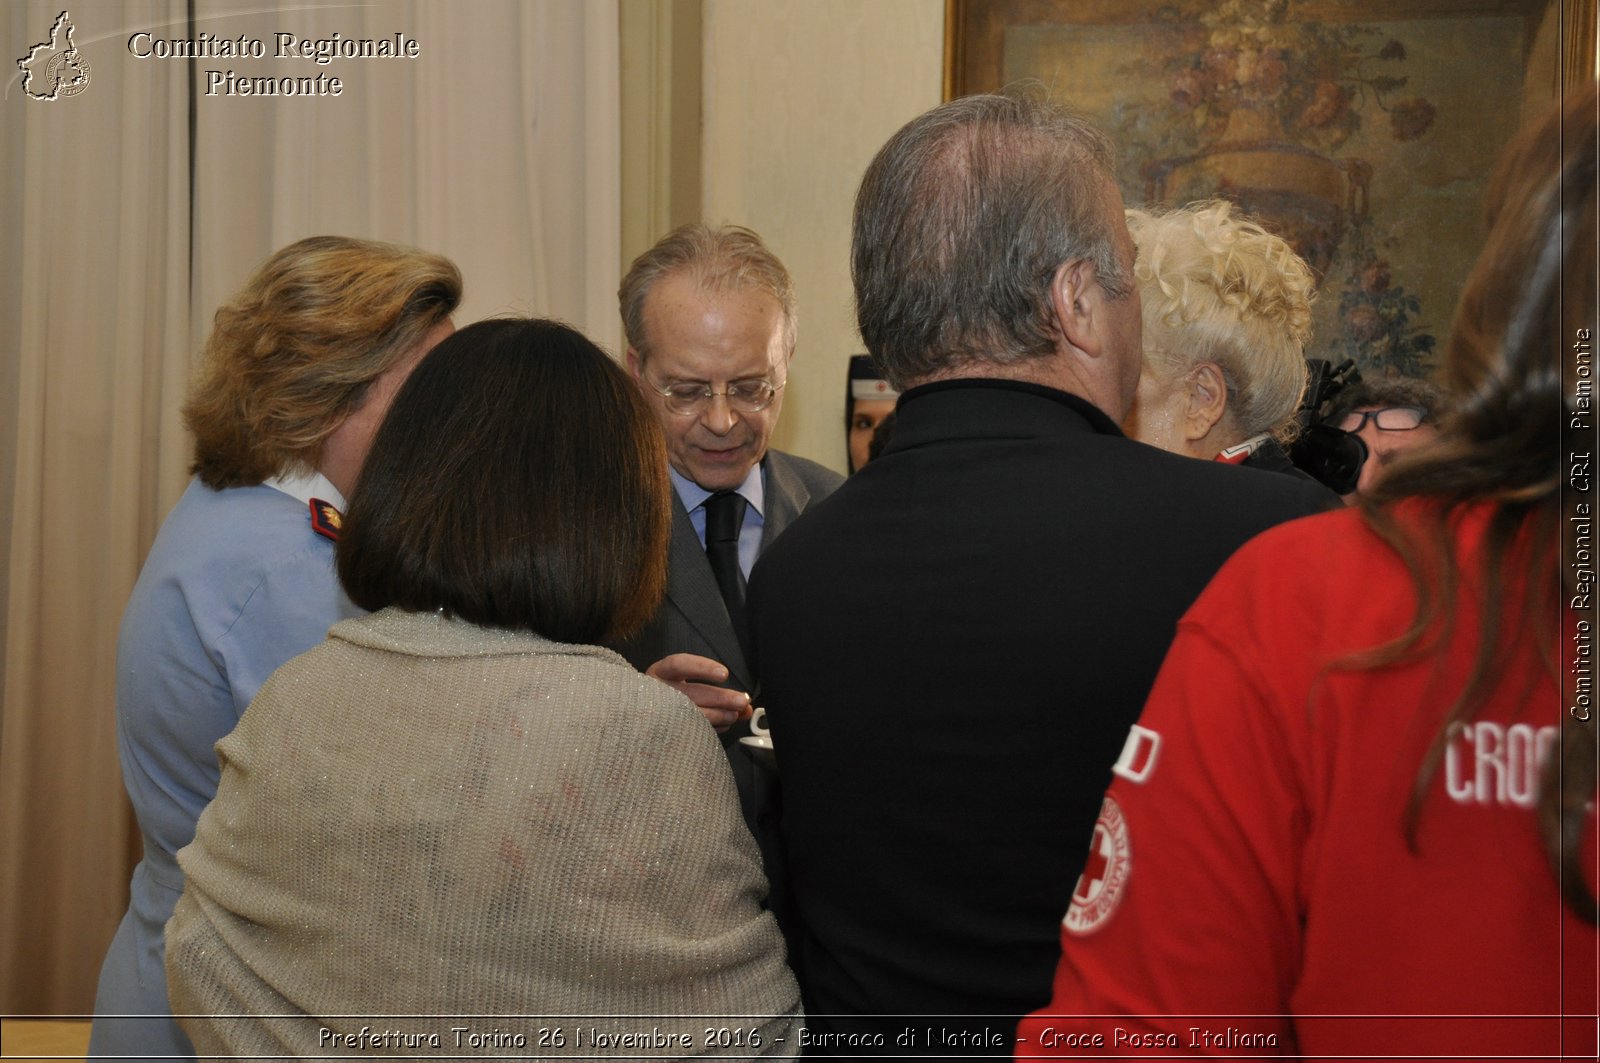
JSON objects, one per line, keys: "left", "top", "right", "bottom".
{"left": 608, "top": 449, "right": 842, "bottom": 846}
{"left": 610, "top": 448, "right": 843, "bottom": 694}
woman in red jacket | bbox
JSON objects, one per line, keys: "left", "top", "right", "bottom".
{"left": 1018, "top": 86, "right": 1597, "bottom": 1061}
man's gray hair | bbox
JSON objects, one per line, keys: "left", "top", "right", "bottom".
{"left": 851, "top": 89, "right": 1129, "bottom": 390}
{"left": 619, "top": 223, "right": 797, "bottom": 359}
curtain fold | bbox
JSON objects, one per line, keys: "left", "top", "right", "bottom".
{"left": 191, "top": 0, "right": 621, "bottom": 350}
{"left": 1, "top": 0, "right": 193, "bottom": 1013}
{"left": 2, "top": 0, "right": 620, "bottom": 1011}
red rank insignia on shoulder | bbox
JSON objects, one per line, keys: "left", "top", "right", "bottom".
{"left": 1214, "top": 442, "right": 1253, "bottom": 464}
{"left": 309, "top": 498, "right": 343, "bottom": 541}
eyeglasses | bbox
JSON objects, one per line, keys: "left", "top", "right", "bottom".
{"left": 646, "top": 377, "right": 786, "bottom": 416}
{"left": 1335, "top": 406, "right": 1427, "bottom": 433}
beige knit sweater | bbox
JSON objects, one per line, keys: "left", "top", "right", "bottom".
{"left": 167, "top": 608, "right": 801, "bottom": 1059}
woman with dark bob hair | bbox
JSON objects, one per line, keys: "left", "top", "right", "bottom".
{"left": 166, "top": 319, "right": 802, "bottom": 1057}
{"left": 91, "top": 236, "right": 459, "bottom": 1060}
{"left": 1022, "top": 86, "right": 1596, "bottom": 1056}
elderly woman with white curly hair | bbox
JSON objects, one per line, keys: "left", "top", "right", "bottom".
{"left": 1122, "top": 199, "right": 1330, "bottom": 492}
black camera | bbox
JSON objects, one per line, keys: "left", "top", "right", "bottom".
{"left": 1289, "top": 358, "right": 1368, "bottom": 495}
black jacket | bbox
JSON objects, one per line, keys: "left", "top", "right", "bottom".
{"left": 1242, "top": 436, "right": 1342, "bottom": 502}
{"left": 748, "top": 379, "right": 1332, "bottom": 1052}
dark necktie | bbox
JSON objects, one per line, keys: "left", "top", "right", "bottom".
{"left": 703, "top": 490, "right": 749, "bottom": 650}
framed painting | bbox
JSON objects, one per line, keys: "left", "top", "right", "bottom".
{"left": 946, "top": 0, "right": 1596, "bottom": 377}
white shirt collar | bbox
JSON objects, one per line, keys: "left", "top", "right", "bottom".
{"left": 262, "top": 468, "right": 347, "bottom": 510}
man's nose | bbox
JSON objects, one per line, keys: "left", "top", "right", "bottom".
{"left": 1354, "top": 428, "right": 1384, "bottom": 488}
{"left": 1355, "top": 451, "right": 1381, "bottom": 494}
{"left": 699, "top": 392, "right": 740, "bottom": 434}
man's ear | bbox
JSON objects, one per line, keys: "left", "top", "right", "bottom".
{"left": 1049, "top": 259, "right": 1100, "bottom": 356}
{"left": 626, "top": 346, "right": 644, "bottom": 381}
{"left": 1183, "top": 361, "right": 1229, "bottom": 441}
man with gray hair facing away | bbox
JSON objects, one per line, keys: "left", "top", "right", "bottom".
{"left": 747, "top": 91, "right": 1332, "bottom": 1053}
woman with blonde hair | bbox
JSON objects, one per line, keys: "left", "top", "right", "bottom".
{"left": 1021, "top": 86, "right": 1596, "bottom": 1058}
{"left": 1123, "top": 199, "right": 1324, "bottom": 484}
{"left": 90, "top": 236, "right": 459, "bottom": 1060}
{"left": 166, "top": 319, "right": 801, "bottom": 1056}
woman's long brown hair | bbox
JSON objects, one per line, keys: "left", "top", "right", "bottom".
{"left": 1344, "top": 85, "right": 1597, "bottom": 922}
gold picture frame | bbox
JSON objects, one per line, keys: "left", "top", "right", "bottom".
{"left": 944, "top": 0, "right": 1596, "bottom": 375}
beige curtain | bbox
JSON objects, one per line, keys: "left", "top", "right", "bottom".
{"left": 1, "top": 0, "right": 193, "bottom": 1013}
{"left": 1, "top": 0, "right": 619, "bottom": 1012}
{"left": 189, "top": 0, "right": 622, "bottom": 348}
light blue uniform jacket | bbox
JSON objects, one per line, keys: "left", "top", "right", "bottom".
{"left": 89, "top": 478, "right": 361, "bottom": 1060}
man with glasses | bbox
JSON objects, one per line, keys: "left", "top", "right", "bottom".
{"left": 1326, "top": 377, "right": 1446, "bottom": 497}
{"left": 611, "top": 223, "right": 842, "bottom": 829}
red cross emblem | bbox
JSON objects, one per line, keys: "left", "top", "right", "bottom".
{"left": 1073, "top": 824, "right": 1114, "bottom": 904}
{"left": 1064, "top": 795, "right": 1132, "bottom": 936}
